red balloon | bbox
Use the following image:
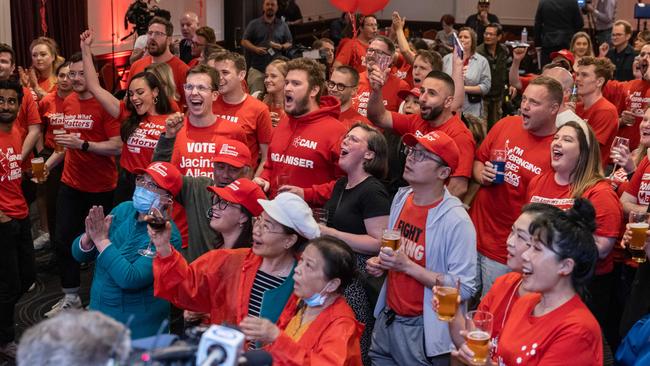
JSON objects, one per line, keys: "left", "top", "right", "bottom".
{"left": 358, "top": 0, "right": 390, "bottom": 15}
{"left": 329, "top": 0, "right": 360, "bottom": 13}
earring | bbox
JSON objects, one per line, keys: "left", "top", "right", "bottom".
{"left": 153, "top": 96, "right": 159, "bottom": 104}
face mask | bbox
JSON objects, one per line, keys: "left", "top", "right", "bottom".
{"left": 303, "top": 282, "right": 330, "bottom": 307}
{"left": 132, "top": 186, "right": 159, "bottom": 214}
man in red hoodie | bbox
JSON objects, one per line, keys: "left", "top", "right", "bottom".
{"left": 254, "top": 58, "right": 347, "bottom": 200}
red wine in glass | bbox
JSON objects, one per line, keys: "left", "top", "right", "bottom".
{"left": 139, "top": 194, "right": 173, "bottom": 258}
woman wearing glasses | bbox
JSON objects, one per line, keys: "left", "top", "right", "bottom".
{"left": 70, "top": 162, "right": 183, "bottom": 338}
{"left": 79, "top": 30, "right": 174, "bottom": 203}
{"left": 149, "top": 192, "right": 320, "bottom": 330}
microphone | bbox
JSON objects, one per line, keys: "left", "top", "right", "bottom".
{"left": 239, "top": 350, "right": 273, "bottom": 366}
{"left": 196, "top": 325, "right": 245, "bottom": 366}
{"left": 200, "top": 344, "right": 227, "bottom": 366}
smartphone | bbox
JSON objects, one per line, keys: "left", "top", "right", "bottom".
{"left": 376, "top": 53, "right": 392, "bottom": 72}
{"left": 577, "top": 0, "right": 585, "bottom": 8}
{"left": 452, "top": 32, "right": 464, "bottom": 59}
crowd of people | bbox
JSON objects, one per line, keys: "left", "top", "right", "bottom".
{"left": 3, "top": 0, "right": 650, "bottom": 364}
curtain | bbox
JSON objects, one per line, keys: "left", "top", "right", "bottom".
{"left": 10, "top": 0, "right": 87, "bottom": 67}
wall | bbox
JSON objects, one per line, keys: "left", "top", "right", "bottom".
{"left": 0, "top": 0, "right": 11, "bottom": 45}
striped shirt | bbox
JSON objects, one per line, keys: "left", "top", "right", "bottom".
{"left": 248, "top": 270, "right": 286, "bottom": 350}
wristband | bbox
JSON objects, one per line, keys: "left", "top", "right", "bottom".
{"left": 81, "top": 140, "right": 90, "bottom": 151}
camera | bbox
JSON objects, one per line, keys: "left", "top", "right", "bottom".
{"left": 124, "top": 0, "right": 171, "bottom": 36}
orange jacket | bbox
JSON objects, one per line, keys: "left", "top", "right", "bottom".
{"left": 153, "top": 248, "right": 298, "bottom": 325}
{"left": 266, "top": 296, "right": 364, "bottom": 366}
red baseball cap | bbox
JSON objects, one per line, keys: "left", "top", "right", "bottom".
{"left": 206, "top": 178, "right": 266, "bottom": 216}
{"left": 403, "top": 131, "right": 460, "bottom": 173}
{"left": 550, "top": 49, "right": 575, "bottom": 65}
{"left": 398, "top": 87, "right": 421, "bottom": 101}
{"left": 133, "top": 162, "right": 183, "bottom": 196}
{"left": 211, "top": 140, "right": 252, "bottom": 168}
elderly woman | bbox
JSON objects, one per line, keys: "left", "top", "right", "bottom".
{"left": 240, "top": 236, "right": 363, "bottom": 366}
{"left": 70, "top": 162, "right": 183, "bottom": 338}
{"left": 149, "top": 192, "right": 320, "bottom": 330}
{"left": 442, "top": 27, "right": 491, "bottom": 118}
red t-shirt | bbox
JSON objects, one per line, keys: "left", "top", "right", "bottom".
{"left": 334, "top": 38, "right": 368, "bottom": 74}
{"left": 16, "top": 87, "right": 41, "bottom": 170}
{"left": 259, "top": 96, "right": 347, "bottom": 198}
{"left": 171, "top": 116, "right": 247, "bottom": 178}
{"left": 267, "top": 104, "right": 286, "bottom": 128}
{"left": 625, "top": 156, "right": 650, "bottom": 205}
{"left": 61, "top": 94, "right": 121, "bottom": 192}
{"left": 212, "top": 95, "right": 273, "bottom": 169}
{"left": 339, "top": 106, "right": 371, "bottom": 129}
{"left": 478, "top": 272, "right": 529, "bottom": 346}
{"left": 603, "top": 79, "right": 650, "bottom": 151}
{"left": 575, "top": 97, "right": 619, "bottom": 166}
{"left": 496, "top": 294, "right": 603, "bottom": 366}
{"left": 392, "top": 112, "right": 476, "bottom": 178}
{"left": 469, "top": 116, "right": 554, "bottom": 264}
{"left": 39, "top": 91, "right": 66, "bottom": 150}
{"left": 128, "top": 56, "right": 189, "bottom": 110}
{"left": 387, "top": 193, "right": 440, "bottom": 316}
{"left": 117, "top": 102, "right": 168, "bottom": 173}
{"left": 526, "top": 172, "right": 623, "bottom": 274}
{"left": 0, "top": 124, "right": 28, "bottom": 219}
{"left": 353, "top": 71, "right": 409, "bottom": 117}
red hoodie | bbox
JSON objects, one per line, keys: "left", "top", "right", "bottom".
{"left": 260, "top": 96, "right": 347, "bottom": 200}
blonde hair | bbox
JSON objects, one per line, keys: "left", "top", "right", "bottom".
{"left": 570, "top": 32, "right": 594, "bottom": 58}
{"left": 145, "top": 62, "right": 178, "bottom": 101}
{"left": 30, "top": 36, "right": 62, "bottom": 89}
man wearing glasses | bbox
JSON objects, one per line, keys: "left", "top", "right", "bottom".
{"left": 366, "top": 131, "right": 476, "bottom": 366}
{"left": 353, "top": 36, "right": 409, "bottom": 117}
{"left": 602, "top": 20, "right": 635, "bottom": 81}
{"left": 326, "top": 65, "right": 370, "bottom": 128}
{"left": 334, "top": 15, "right": 379, "bottom": 74}
{"left": 128, "top": 17, "right": 189, "bottom": 109}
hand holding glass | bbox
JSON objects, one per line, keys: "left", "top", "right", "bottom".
{"left": 434, "top": 274, "right": 460, "bottom": 321}
{"left": 628, "top": 211, "right": 649, "bottom": 263}
{"left": 139, "top": 194, "right": 173, "bottom": 258}
{"left": 609, "top": 137, "right": 630, "bottom": 178}
{"left": 465, "top": 310, "right": 493, "bottom": 365}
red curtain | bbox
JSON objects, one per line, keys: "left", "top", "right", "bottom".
{"left": 10, "top": 0, "right": 88, "bottom": 67}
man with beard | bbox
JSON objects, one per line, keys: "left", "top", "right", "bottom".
{"left": 241, "top": 0, "right": 293, "bottom": 96}
{"left": 334, "top": 15, "right": 379, "bottom": 74}
{"left": 45, "top": 52, "right": 123, "bottom": 318}
{"left": 367, "top": 70, "right": 475, "bottom": 199}
{"left": 0, "top": 79, "right": 35, "bottom": 360}
{"left": 352, "top": 36, "right": 409, "bottom": 117}
{"left": 469, "top": 76, "right": 560, "bottom": 297}
{"left": 178, "top": 11, "right": 199, "bottom": 64}
{"left": 326, "top": 65, "right": 370, "bottom": 128}
{"left": 153, "top": 136, "right": 252, "bottom": 262}
{"left": 253, "top": 58, "right": 347, "bottom": 199}
{"left": 188, "top": 26, "right": 216, "bottom": 68}
{"left": 207, "top": 51, "right": 273, "bottom": 174}
{"left": 128, "top": 17, "right": 189, "bottom": 110}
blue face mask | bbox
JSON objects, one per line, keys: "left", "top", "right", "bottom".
{"left": 132, "top": 186, "right": 159, "bottom": 214}
{"left": 303, "top": 283, "right": 330, "bottom": 307}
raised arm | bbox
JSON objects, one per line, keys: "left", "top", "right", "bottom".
{"left": 366, "top": 65, "right": 394, "bottom": 129}
{"left": 392, "top": 12, "right": 415, "bottom": 64}
{"left": 80, "top": 30, "right": 120, "bottom": 118}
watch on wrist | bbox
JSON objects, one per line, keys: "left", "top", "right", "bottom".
{"left": 81, "top": 140, "right": 90, "bottom": 151}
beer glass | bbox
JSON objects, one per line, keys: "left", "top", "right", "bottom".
{"left": 31, "top": 157, "right": 45, "bottom": 183}
{"left": 312, "top": 208, "right": 329, "bottom": 225}
{"left": 490, "top": 149, "right": 506, "bottom": 184}
{"left": 381, "top": 229, "right": 401, "bottom": 250}
{"left": 465, "top": 310, "right": 493, "bottom": 365}
{"left": 139, "top": 194, "right": 173, "bottom": 258}
{"left": 629, "top": 211, "right": 649, "bottom": 263}
{"left": 434, "top": 274, "right": 460, "bottom": 322}
{"left": 52, "top": 129, "right": 66, "bottom": 152}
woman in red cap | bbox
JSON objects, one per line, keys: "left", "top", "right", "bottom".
{"left": 70, "top": 162, "right": 183, "bottom": 338}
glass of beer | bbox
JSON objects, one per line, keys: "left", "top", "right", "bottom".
{"left": 434, "top": 274, "right": 460, "bottom": 322}
{"left": 53, "top": 129, "right": 66, "bottom": 152}
{"left": 31, "top": 157, "right": 45, "bottom": 183}
{"left": 312, "top": 208, "right": 329, "bottom": 225}
{"left": 381, "top": 229, "right": 401, "bottom": 250}
{"left": 629, "top": 211, "right": 649, "bottom": 263}
{"left": 465, "top": 310, "right": 493, "bottom": 365}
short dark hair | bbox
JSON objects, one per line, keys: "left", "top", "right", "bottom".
{"left": 0, "top": 78, "right": 24, "bottom": 106}
{"left": 415, "top": 50, "right": 443, "bottom": 72}
{"left": 149, "top": 16, "right": 173, "bottom": 36}
{"left": 195, "top": 26, "right": 216, "bottom": 44}
{"left": 0, "top": 43, "right": 15, "bottom": 65}
{"left": 425, "top": 70, "right": 455, "bottom": 96}
{"left": 68, "top": 52, "right": 83, "bottom": 64}
{"left": 486, "top": 23, "right": 503, "bottom": 36}
{"left": 350, "top": 122, "right": 388, "bottom": 179}
{"left": 528, "top": 76, "right": 564, "bottom": 106}
{"left": 361, "top": 15, "right": 377, "bottom": 27}
{"left": 286, "top": 58, "right": 326, "bottom": 102}
{"left": 210, "top": 51, "right": 247, "bottom": 73}
{"left": 312, "top": 38, "right": 334, "bottom": 50}
{"left": 307, "top": 235, "right": 357, "bottom": 293}
{"left": 333, "top": 65, "right": 359, "bottom": 87}
{"left": 187, "top": 64, "right": 220, "bottom": 90}
{"left": 440, "top": 14, "right": 455, "bottom": 26}
{"left": 56, "top": 61, "right": 71, "bottom": 75}
{"left": 370, "top": 35, "right": 396, "bottom": 56}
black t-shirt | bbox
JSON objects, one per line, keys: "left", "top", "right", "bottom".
{"left": 323, "top": 176, "right": 391, "bottom": 235}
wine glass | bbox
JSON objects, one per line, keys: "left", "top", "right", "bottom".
{"left": 609, "top": 136, "right": 630, "bottom": 178}
{"left": 139, "top": 194, "right": 173, "bottom": 258}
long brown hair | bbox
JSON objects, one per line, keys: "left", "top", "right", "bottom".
{"left": 560, "top": 121, "right": 603, "bottom": 198}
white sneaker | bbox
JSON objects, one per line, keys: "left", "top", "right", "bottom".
{"left": 44, "top": 294, "right": 82, "bottom": 318}
{"left": 33, "top": 232, "right": 50, "bottom": 250}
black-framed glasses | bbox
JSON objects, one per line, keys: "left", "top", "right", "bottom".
{"left": 366, "top": 48, "right": 392, "bottom": 58}
{"left": 326, "top": 80, "right": 355, "bottom": 91}
{"left": 403, "top": 145, "right": 446, "bottom": 165}
{"left": 147, "top": 31, "right": 167, "bottom": 38}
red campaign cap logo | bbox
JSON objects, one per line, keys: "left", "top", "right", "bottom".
{"left": 219, "top": 143, "right": 239, "bottom": 157}
{"left": 149, "top": 162, "right": 169, "bottom": 177}
{"left": 226, "top": 180, "right": 241, "bottom": 191}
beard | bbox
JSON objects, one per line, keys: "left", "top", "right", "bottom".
{"left": 148, "top": 42, "right": 167, "bottom": 57}
{"left": 286, "top": 95, "right": 310, "bottom": 117}
{"left": 420, "top": 104, "right": 444, "bottom": 121}
{"left": 0, "top": 109, "right": 17, "bottom": 124}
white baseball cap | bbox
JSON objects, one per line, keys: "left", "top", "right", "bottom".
{"left": 257, "top": 192, "right": 320, "bottom": 240}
